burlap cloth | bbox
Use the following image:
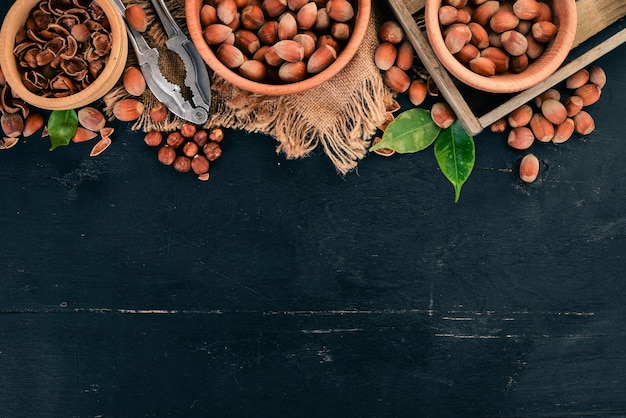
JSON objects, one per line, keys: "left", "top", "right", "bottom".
{"left": 104, "top": 0, "right": 395, "bottom": 174}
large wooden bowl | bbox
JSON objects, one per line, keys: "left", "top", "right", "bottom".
{"left": 0, "top": 0, "right": 128, "bottom": 110}
{"left": 186, "top": 0, "right": 371, "bottom": 95}
{"left": 424, "top": 0, "right": 577, "bottom": 93}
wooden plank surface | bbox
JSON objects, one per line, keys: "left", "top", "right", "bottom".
{"left": 2, "top": 1, "right": 626, "bottom": 417}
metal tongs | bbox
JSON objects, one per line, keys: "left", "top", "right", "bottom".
{"left": 110, "top": 0, "right": 211, "bottom": 124}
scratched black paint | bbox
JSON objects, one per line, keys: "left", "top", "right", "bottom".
{"left": 1, "top": 1, "right": 625, "bottom": 415}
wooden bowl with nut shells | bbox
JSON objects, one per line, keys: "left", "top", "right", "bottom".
{"left": 0, "top": 0, "right": 128, "bottom": 110}
{"left": 186, "top": 0, "right": 371, "bottom": 95}
{"left": 425, "top": 0, "right": 577, "bottom": 93}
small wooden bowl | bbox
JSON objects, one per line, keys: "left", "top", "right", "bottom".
{"left": 186, "top": 0, "right": 371, "bottom": 96}
{"left": 0, "top": 0, "right": 128, "bottom": 110}
{"left": 424, "top": 0, "right": 577, "bottom": 93}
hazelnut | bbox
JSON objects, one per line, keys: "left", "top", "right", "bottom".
{"left": 480, "top": 47, "right": 510, "bottom": 73}
{"left": 203, "top": 141, "right": 223, "bottom": 161}
{"left": 235, "top": 30, "right": 262, "bottom": 55}
{"left": 541, "top": 99, "right": 567, "bottom": 125}
{"left": 439, "top": 5, "right": 459, "bottom": 26}
{"left": 203, "top": 23, "right": 233, "bottom": 45}
{"left": 258, "top": 21, "right": 279, "bottom": 45}
{"left": 573, "top": 111, "right": 595, "bottom": 135}
{"left": 288, "top": 0, "right": 309, "bottom": 10}
{"left": 326, "top": 0, "right": 355, "bottom": 23}
{"left": 173, "top": 155, "right": 192, "bottom": 173}
{"left": 191, "top": 154, "right": 210, "bottom": 175}
{"left": 293, "top": 33, "right": 317, "bottom": 58}
{"left": 512, "top": 0, "right": 542, "bottom": 20}
{"left": 378, "top": 21, "right": 404, "bottom": 44}
{"left": 395, "top": 41, "right": 415, "bottom": 71}
{"left": 166, "top": 131, "right": 185, "bottom": 148}
{"left": 217, "top": 0, "right": 238, "bottom": 25}
{"left": 158, "top": 145, "right": 176, "bottom": 165}
{"left": 501, "top": 30, "right": 528, "bottom": 57}
{"left": 263, "top": 0, "right": 288, "bottom": 17}
{"left": 113, "top": 99, "right": 145, "bottom": 122}
{"left": 297, "top": 3, "right": 318, "bottom": 30}
{"left": 78, "top": 107, "right": 106, "bottom": 132}
{"left": 239, "top": 59, "right": 268, "bottom": 81}
{"left": 193, "top": 130, "right": 209, "bottom": 147}
{"left": 455, "top": 43, "right": 480, "bottom": 66}
{"left": 552, "top": 118, "right": 575, "bottom": 144}
{"left": 200, "top": 5, "right": 218, "bottom": 27}
{"left": 217, "top": 44, "right": 245, "bottom": 68}
{"left": 508, "top": 104, "right": 533, "bottom": 128}
{"left": 144, "top": 130, "right": 163, "bottom": 147}
{"left": 519, "top": 153, "right": 540, "bottom": 183}
{"left": 408, "top": 79, "right": 428, "bottom": 106}
{"left": 278, "top": 12, "right": 298, "bottom": 40}
{"left": 183, "top": 141, "right": 199, "bottom": 157}
{"left": 209, "top": 127, "right": 225, "bottom": 142}
{"left": 374, "top": 42, "right": 397, "bottom": 71}
{"left": 444, "top": 24, "right": 471, "bottom": 55}
{"left": 149, "top": 102, "right": 168, "bottom": 124}
{"left": 123, "top": 67, "right": 146, "bottom": 96}
{"left": 241, "top": 4, "right": 265, "bottom": 30}
{"left": 468, "top": 22, "right": 489, "bottom": 49}
{"left": 472, "top": 1, "right": 499, "bottom": 26}
{"left": 469, "top": 56, "right": 496, "bottom": 76}
{"left": 431, "top": 102, "right": 456, "bottom": 129}
{"left": 565, "top": 69, "right": 590, "bottom": 90}
{"left": 588, "top": 65, "right": 607, "bottom": 89}
{"left": 564, "top": 95, "right": 583, "bottom": 117}
{"left": 383, "top": 66, "right": 411, "bottom": 93}
{"left": 125, "top": 4, "right": 148, "bottom": 33}
{"left": 279, "top": 61, "right": 307, "bottom": 82}
{"left": 272, "top": 40, "right": 305, "bottom": 62}
{"left": 180, "top": 123, "right": 197, "bottom": 139}
{"left": 0, "top": 113, "right": 23, "bottom": 138}
{"left": 490, "top": 118, "right": 508, "bottom": 133}
{"left": 534, "top": 89, "right": 560, "bottom": 108}
{"left": 574, "top": 83, "right": 602, "bottom": 106}
{"left": 510, "top": 54, "right": 529, "bottom": 73}
{"left": 529, "top": 113, "right": 554, "bottom": 142}
{"left": 307, "top": 45, "right": 337, "bottom": 74}
{"left": 507, "top": 127, "right": 534, "bottom": 150}
{"left": 0, "top": 137, "right": 19, "bottom": 150}
{"left": 531, "top": 21, "right": 557, "bottom": 42}
{"left": 490, "top": 10, "right": 520, "bottom": 33}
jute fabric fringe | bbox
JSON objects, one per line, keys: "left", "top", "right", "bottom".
{"left": 104, "top": 0, "right": 394, "bottom": 174}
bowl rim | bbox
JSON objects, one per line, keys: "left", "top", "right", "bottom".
{"left": 186, "top": 0, "right": 372, "bottom": 96}
{"left": 0, "top": 0, "right": 128, "bottom": 110}
{"left": 424, "top": 0, "right": 578, "bottom": 94}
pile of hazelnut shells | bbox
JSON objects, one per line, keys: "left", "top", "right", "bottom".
{"left": 199, "top": 0, "right": 357, "bottom": 84}
{"left": 438, "top": 0, "right": 559, "bottom": 76}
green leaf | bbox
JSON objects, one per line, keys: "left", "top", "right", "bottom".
{"left": 370, "top": 108, "right": 441, "bottom": 154}
{"left": 434, "top": 121, "right": 475, "bottom": 203}
{"left": 48, "top": 109, "right": 78, "bottom": 151}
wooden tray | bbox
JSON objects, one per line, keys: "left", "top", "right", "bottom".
{"left": 387, "top": 0, "right": 626, "bottom": 136}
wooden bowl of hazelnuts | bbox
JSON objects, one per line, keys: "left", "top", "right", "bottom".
{"left": 186, "top": 0, "right": 371, "bottom": 95}
{"left": 425, "top": 0, "right": 577, "bottom": 93}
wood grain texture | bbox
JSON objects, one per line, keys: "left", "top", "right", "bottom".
{"left": 1, "top": 1, "right": 626, "bottom": 417}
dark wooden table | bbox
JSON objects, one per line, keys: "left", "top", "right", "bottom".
{"left": 2, "top": 2, "right": 625, "bottom": 416}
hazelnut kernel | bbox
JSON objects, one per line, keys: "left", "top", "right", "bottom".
{"left": 166, "top": 131, "right": 185, "bottom": 148}
{"left": 144, "top": 130, "right": 163, "bottom": 147}
{"left": 173, "top": 155, "right": 192, "bottom": 173}
{"left": 183, "top": 141, "right": 199, "bottom": 158}
{"left": 191, "top": 155, "right": 210, "bottom": 175}
{"left": 180, "top": 123, "right": 198, "bottom": 138}
{"left": 157, "top": 146, "right": 176, "bottom": 165}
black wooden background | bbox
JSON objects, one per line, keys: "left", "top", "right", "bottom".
{"left": 1, "top": 2, "right": 626, "bottom": 416}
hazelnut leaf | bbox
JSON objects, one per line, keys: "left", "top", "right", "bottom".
{"left": 370, "top": 108, "right": 440, "bottom": 154}
{"left": 433, "top": 121, "right": 475, "bottom": 203}
{"left": 48, "top": 109, "right": 78, "bottom": 151}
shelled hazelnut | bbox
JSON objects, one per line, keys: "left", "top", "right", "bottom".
{"left": 153, "top": 125, "right": 224, "bottom": 181}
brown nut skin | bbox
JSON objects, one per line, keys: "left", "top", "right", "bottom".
{"left": 144, "top": 130, "right": 163, "bottom": 147}
{"left": 552, "top": 118, "right": 575, "bottom": 144}
{"left": 431, "top": 102, "right": 456, "bottom": 129}
{"left": 508, "top": 104, "right": 533, "bottom": 128}
{"left": 512, "top": 0, "right": 542, "bottom": 20}
{"left": 183, "top": 141, "right": 199, "bottom": 157}
{"left": 395, "top": 41, "right": 415, "bottom": 71}
{"left": 469, "top": 56, "right": 496, "bottom": 76}
{"left": 519, "top": 153, "right": 540, "bottom": 183}
{"left": 541, "top": 99, "right": 567, "bottom": 126}
{"left": 326, "top": 0, "right": 355, "bottom": 23}
{"left": 166, "top": 131, "right": 185, "bottom": 148}
{"left": 173, "top": 155, "right": 192, "bottom": 173}
{"left": 531, "top": 21, "right": 557, "bottom": 42}
{"left": 565, "top": 69, "right": 590, "bottom": 90}
{"left": 113, "top": 99, "right": 145, "bottom": 122}
{"left": 383, "top": 66, "right": 411, "bottom": 93}
{"left": 149, "top": 102, "right": 168, "bottom": 124}
{"left": 125, "top": 4, "right": 148, "bottom": 33}
{"left": 193, "top": 130, "right": 209, "bottom": 147}
{"left": 157, "top": 145, "right": 177, "bottom": 165}
{"left": 203, "top": 142, "right": 223, "bottom": 161}
{"left": 180, "top": 123, "right": 197, "bottom": 139}
{"left": 564, "top": 95, "right": 583, "bottom": 117}
{"left": 501, "top": 30, "right": 528, "bottom": 57}
{"left": 574, "top": 83, "right": 602, "bottom": 107}
{"left": 573, "top": 111, "right": 595, "bottom": 136}
{"left": 507, "top": 127, "right": 534, "bottom": 150}
{"left": 191, "top": 154, "right": 210, "bottom": 175}
{"left": 408, "top": 79, "right": 428, "bottom": 106}
{"left": 481, "top": 47, "right": 510, "bottom": 73}
{"left": 588, "top": 65, "right": 607, "bottom": 89}
{"left": 378, "top": 21, "right": 404, "bottom": 44}
{"left": 529, "top": 113, "right": 554, "bottom": 143}
{"left": 374, "top": 42, "right": 397, "bottom": 71}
